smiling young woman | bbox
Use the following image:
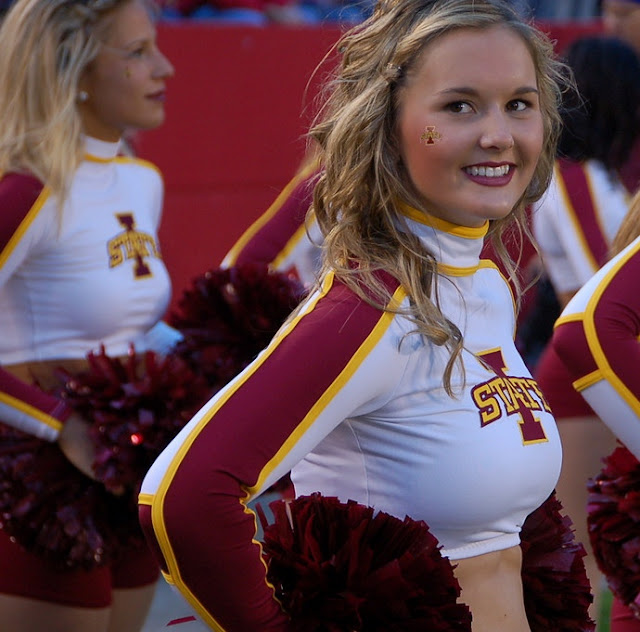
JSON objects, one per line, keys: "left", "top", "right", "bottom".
{"left": 397, "top": 24, "right": 544, "bottom": 228}
{"left": 137, "top": 1, "right": 573, "bottom": 631}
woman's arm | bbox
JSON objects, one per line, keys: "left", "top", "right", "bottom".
{"left": 0, "top": 173, "right": 74, "bottom": 440}
{"left": 552, "top": 238, "right": 640, "bottom": 458}
{"left": 221, "top": 163, "right": 322, "bottom": 287}
{"left": 534, "top": 161, "right": 624, "bottom": 302}
{"left": 139, "top": 274, "right": 409, "bottom": 631}
{"left": 0, "top": 366, "right": 71, "bottom": 440}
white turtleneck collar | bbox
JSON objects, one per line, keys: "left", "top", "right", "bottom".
{"left": 398, "top": 203, "right": 489, "bottom": 275}
{"left": 83, "top": 136, "right": 122, "bottom": 162}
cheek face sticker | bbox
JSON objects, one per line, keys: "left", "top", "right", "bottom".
{"left": 421, "top": 125, "right": 442, "bottom": 146}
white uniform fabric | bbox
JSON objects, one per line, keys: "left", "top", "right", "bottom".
{"left": 533, "top": 160, "right": 629, "bottom": 294}
{"left": 289, "top": 212, "right": 563, "bottom": 560}
{"left": 0, "top": 136, "right": 172, "bottom": 363}
{"left": 264, "top": 212, "right": 322, "bottom": 288}
{"left": 0, "top": 136, "right": 172, "bottom": 440}
{"left": 140, "top": 209, "right": 563, "bottom": 628}
{"left": 142, "top": 209, "right": 562, "bottom": 568}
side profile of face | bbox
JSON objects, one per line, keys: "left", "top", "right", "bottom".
{"left": 397, "top": 24, "right": 544, "bottom": 228}
{"left": 602, "top": 0, "right": 640, "bottom": 55}
{"left": 79, "top": 0, "right": 175, "bottom": 141}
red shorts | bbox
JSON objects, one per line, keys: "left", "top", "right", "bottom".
{"left": 0, "top": 528, "right": 160, "bottom": 608}
{"left": 611, "top": 597, "right": 640, "bottom": 632}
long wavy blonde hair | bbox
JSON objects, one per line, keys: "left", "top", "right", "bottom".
{"left": 611, "top": 189, "right": 640, "bottom": 256}
{"left": 0, "top": 0, "right": 148, "bottom": 199}
{"left": 309, "top": 0, "right": 567, "bottom": 393}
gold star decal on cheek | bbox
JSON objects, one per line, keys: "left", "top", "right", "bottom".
{"left": 421, "top": 125, "right": 442, "bottom": 145}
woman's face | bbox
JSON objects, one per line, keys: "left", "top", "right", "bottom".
{"left": 397, "top": 25, "right": 544, "bottom": 227}
{"left": 79, "top": 0, "right": 174, "bottom": 141}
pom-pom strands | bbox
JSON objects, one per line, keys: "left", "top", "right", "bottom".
{"left": 169, "top": 262, "right": 305, "bottom": 496}
{"left": 0, "top": 423, "right": 139, "bottom": 569}
{"left": 260, "top": 493, "right": 594, "bottom": 631}
{"left": 259, "top": 493, "right": 472, "bottom": 631}
{"left": 520, "top": 493, "right": 595, "bottom": 632}
{"left": 169, "top": 262, "right": 306, "bottom": 391}
{"left": 587, "top": 445, "right": 640, "bottom": 617}
{"left": 55, "top": 347, "right": 211, "bottom": 494}
{"left": 0, "top": 348, "right": 211, "bottom": 569}
{"left": 0, "top": 264, "right": 303, "bottom": 568}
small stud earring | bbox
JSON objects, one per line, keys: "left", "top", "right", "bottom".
{"left": 77, "top": 90, "right": 89, "bottom": 103}
{"left": 125, "top": 67, "right": 131, "bottom": 79}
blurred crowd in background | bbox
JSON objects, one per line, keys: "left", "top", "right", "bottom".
{"left": 155, "top": 0, "right": 603, "bottom": 25}
{"left": 0, "top": 0, "right": 607, "bottom": 25}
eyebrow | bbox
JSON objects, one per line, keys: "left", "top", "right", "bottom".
{"left": 102, "top": 34, "right": 155, "bottom": 54}
{"left": 437, "top": 86, "right": 539, "bottom": 97}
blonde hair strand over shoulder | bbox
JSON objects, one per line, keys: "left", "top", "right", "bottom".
{"left": 308, "top": 0, "right": 569, "bottom": 394}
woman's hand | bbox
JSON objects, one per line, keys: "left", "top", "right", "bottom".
{"left": 57, "top": 412, "right": 97, "bottom": 481}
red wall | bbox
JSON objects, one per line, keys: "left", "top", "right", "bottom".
{"left": 133, "top": 21, "right": 603, "bottom": 310}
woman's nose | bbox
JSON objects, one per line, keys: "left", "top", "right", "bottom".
{"left": 479, "top": 108, "right": 514, "bottom": 150}
{"left": 154, "top": 47, "right": 175, "bottom": 79}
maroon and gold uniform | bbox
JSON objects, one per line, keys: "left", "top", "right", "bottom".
{"left": 140, "top": 209, "right": 562, "bottom": 631}
{"left": 552, "top": 233, "right": 640, "bottom": 631}
{"left": 221, "top": 162, "right": 321, "bottom": 288}
{"left": 0, "top": 136, "right": 172, "bottom": 606}
{"left": 533, "top": 159, "right": 630, "bottom": 418}
{"left": 0, "top": 137, "right": 171, "bottom": 441}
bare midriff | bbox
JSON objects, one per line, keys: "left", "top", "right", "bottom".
{"left": 454, "top": 545, "right": 530, "bottom": 632}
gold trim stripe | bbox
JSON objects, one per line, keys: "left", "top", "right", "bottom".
{"left": 0, "top": 393, "right": 63, "bottom": 432}
{"left": 224, "top": 161, "right": 318, "bottom": 266}
{"left": 0, "top": 186, "right": 50, "bottom": 271}
{"left": 150, "top": 273, "right": 404, "bottom": 630}
{"left": 583, "top": 242, "right": 640, "bottom": 415}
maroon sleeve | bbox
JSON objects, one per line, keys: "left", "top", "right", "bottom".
{"left": 553, "top": 247, "right": 640, "bottom": 397}
{"left": 588, "top": 251, "right": 640, "bottom": 392}
{"left": 140, "top": 274, "right": 401, "bottom": 631}
{"left": 0, "top": 173, "right": 70, "bottom": 435}
{"left": 0, "top": 367, "right": 71, "bottom": 425}
{"left": 534, "top": 343, "right": 594, "bottom": 418}
{"left": 226, "top": 170, "right": 317, "bottom": 269}
{"left": 551, "top": 319, "right": 597, "bottom": 383}
{"left": 556, "top": 159, "right": 609, "bottom": 267}
{"left": 0, "top": 172, "right": 45, "bottom": 252}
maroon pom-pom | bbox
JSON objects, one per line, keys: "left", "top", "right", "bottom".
{"left": 587, "top": 445, "right": 640, "bottom": 617}
{"left": 0, "top": 347, "right": 212, "bottom": 569}
{"left": 0, "top": 265, "right": 302, "bottom": 569}
{"left": 56, "top": 346, "right": 212, "bottom": 494}
{"left": 169, "top": 263, "right": 305, "bottom": 391}
{"left": 258, "top": 493, "right": 472, "bottom": 631}
{"left": 0, "top": 424, "right": 130, "bottom": 570}
{"left": 521, "top": 492, "right": 595, "bottom": 631}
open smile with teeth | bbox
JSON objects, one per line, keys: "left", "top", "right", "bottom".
{"left": 465, "top": 165, "right": 511, "bottom": 177}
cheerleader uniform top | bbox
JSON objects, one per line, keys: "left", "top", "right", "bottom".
{"left": 552, "top": 235, "right": 640, "bottom": 460}
{"left": 139, "top": 206, "right": 562, "bottom": 632}
{"left": 532, "top": 159, "right": 629, "bottom": 419}
{"left": 532, "top": 159, "right": 629, "bottom": 296}
{"left": 221, "top": 162, "right": 323, "bottom": 289}
{"left": 0, "top": 136, "right": 172, "bottom": 441}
